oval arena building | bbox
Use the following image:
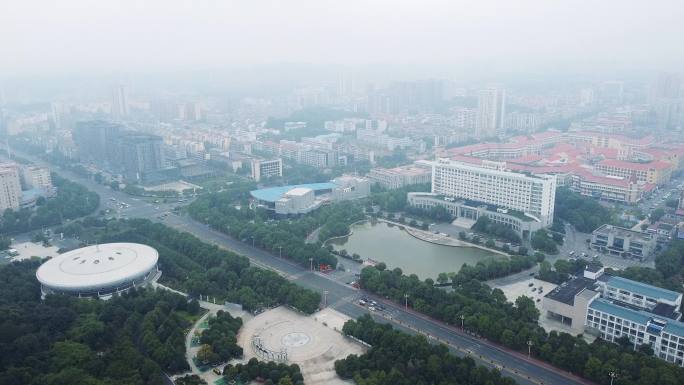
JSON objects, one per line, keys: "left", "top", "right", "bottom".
{"left": 36, "top": 243, "right": 160, "bottom": 299}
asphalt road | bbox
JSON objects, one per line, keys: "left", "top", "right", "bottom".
{"left": 14, "top": 148, "right": 592, "bottom": 385}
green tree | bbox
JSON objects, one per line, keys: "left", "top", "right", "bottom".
{"left": 650, "top": 208, "right": 665, "bottom": 223}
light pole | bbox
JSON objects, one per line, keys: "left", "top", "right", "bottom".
{"left": 324, "top": 290, "right": 329, "bottom": 307}
{"left": 278, "top": 246, "right": 282, "bottom": 258}
{"left": 527, "top": 340, "right": 533, "bottom": 358}
{"left": 404, "top": 293, "right": 408, "bottom": 310}
{"left": 251, "top": 236, "right": 255, "bottom": 248}
{"left": 460, "top": 314, "right": 465, "bottom": 330}
{"left": 309, "top": 258, "right": 313, "bottom": 271}
{"left": 609, "top": 371, "right": 617, "bottom": 385}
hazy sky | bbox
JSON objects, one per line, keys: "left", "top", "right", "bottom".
{"left": 1, "top": 0, "right": 683, "bottom": 77}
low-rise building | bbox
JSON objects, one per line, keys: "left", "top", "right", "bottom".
{"left": 407, "top": 192, "right": 544, "bottom": 240}
{"left": 368, "top": 162, "right": 432, "bottom": 190}
{"left": 331, "top": 175, "right": 371, "bottom": 201}
{"left": 590, "top": 224, "right": 657, "bottom": 261}
{"left": 646, "top": 222, "right": 676, "bottom": 244}
{"left": 275, "top": 187, "right": 318, "bottom": 215}
{"left": 542, "top": 266, "right": 684, "bottom": 366}
{"left": 541, "top": 270, "right": 601, "bottom": 334}
{"left": 568, "top": 170, "right": 649, "bottom": 204}
{"left": 595, "top": 159, "right": 673, "bottom": 186}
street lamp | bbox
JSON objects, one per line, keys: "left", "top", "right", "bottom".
{"left": 527, "top": 340, "right": 533, "bottom": 358}
{"left": 323, "top": 290, "right": 329, "bottom": 307}
{"left": 460, "top": 314, "right": 465, "bottom": 330}
{"left": 278, "top": 246, "right": 282, "bottom": 258}
{"left": 609, "top": 371, "right": 618, "bottom": 385}
{"left": 404, "top": 293, "right": 409, "bottom": 310}
{"left": 309, "top": 258, "right": 313, "bottom": 271}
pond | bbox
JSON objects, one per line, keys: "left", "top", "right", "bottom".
{"left": 328, "top": 220, "right": 502, "bottom": 279}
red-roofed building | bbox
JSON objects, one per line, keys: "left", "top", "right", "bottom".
{"left": 595, "top": 159, "right": 674, "bottom": 185}
{"left": 568, "top": 168, "right": 646, "bottom": 203}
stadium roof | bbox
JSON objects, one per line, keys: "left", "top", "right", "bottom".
{"left": 36, "top": 243, "right": 158, "bottom": 292}
{"left": 250, "top": 183, "right": 337, "bottom": 203}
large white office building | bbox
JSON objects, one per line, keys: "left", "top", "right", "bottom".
{"left": 431, "top": 158, "right": 556, "bottom": 227}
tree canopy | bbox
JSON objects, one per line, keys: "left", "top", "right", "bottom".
{"left": 359, "top": 264, "right": 684, "bottom": 385}
{"left": 337, "top": 315, "right": 517, "bottom": 385}
{"left": 0, "top": 173, "right": 99, "bottom": 235}
{"left": 188, "top": 192, "right": 368, "bottom": 270}
{"left": 554, "top": 187, "right": 614, "bottom": 233}
{"left": 56, "top": 218, "right": 322, "bottom": 314}
{"left": 0, "top": 260, "right": 198, "bottom": 385}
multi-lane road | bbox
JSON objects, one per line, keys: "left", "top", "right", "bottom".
{"left": 10, "top": 149, "right": 592, "bottom": 385}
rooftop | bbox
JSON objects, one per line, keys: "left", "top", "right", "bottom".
{"left": 545, "top": 277, "right": 597, "bottom": 305}
{"left": 590, "top": 298, "right": 684, "bottom": 337}
{"left": 593, "top": 224, "right": 653, "bottom": 242}
{"left": 652, "top": 302, "right": 680, "bottom": 320}
{"left": 604, "top": 275, "right": 681, "bottom": 302}
{"left": 250, "top": 182, "right": 337, "bottom": 203}
{"left": 36, "top": 243, "right": 158, "bottom": 292}
{"left": 598, "top": 159, "right": 673, "bottom": 171}
{"left": 285, "top": 187, "right": 313, "bottom": 197}
{"left": 589, "top": 298, "right": 652, "bottom": 325}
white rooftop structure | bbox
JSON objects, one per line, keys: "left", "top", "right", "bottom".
{"left": 285, "top": 187, "right": 313, "bottom": 197}
{"left": 36, "top": 243, "right": 159, "bottom": 299}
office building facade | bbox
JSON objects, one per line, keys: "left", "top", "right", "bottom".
{"left": 117, "top": 133, "right": 165, "bottom": 182}
{"left": 368, "top": 162, "right": 432, "bottom": 190}
{"left": 590, "top": 224, "right": 657, "bottom": 261}
{"left": 476, "top": 87, "right": 506, "bottom": 138}
{"left": 0, "top": 164, "right": 21, "bottom": 211}
{"left": 73, "top": 120, "right": 123, "bottom": 168}
{"left": 542, "top": 265, "right": 684, "bottom": 366}
{"left": 431, "top": 158, "right": 556, "bottom": 226}
{"left": 22, "top": 166, "right": 53, "bottom": 193}
{"left": 251, "top": 158, "right": 283, "bottom": 182}
{"left": 111, "top": 84, "right": 129, "bottom": 118}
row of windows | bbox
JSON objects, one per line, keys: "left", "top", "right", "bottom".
{"left": 589, "top": 310, "right": 684, "bottom": 354}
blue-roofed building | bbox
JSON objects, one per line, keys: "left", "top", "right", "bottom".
{"left": 587, "top": 298, "right": 684, "bottom": 366}
{"left": 598, "top": 275, "right": 682, "bottom": 305}
{"left": 250, "top": 183, "right": 337, "bottom": 203}
{"left": 542, "top": 265, "right": 684, "bottom": 366}
{"left": 249, "top": 176, "right": 370, "bottom": 216}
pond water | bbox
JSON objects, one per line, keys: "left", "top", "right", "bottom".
{"left": 328, "top": 220, "right": 502, "bottom": 279}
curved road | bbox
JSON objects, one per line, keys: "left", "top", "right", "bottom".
{"left": 13, "top": 147, "right": 593, "bottom": 385}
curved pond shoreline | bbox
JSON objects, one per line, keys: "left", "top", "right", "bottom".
{"left": 328, "top": 220, "right": 502, "bottom": 279}
{"left": 377, "top": 218, "right": 508, "bottom": 256}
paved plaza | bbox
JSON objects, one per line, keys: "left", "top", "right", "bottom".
{"left": 8, "top": 241, "right": 59, "bottom": 262}
{"left": 237, "top": 306, "right": 365, "bottom": 385}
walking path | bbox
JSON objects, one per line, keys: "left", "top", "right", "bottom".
{"left": 154, "top": 283, "right": 251, "bottom": 385}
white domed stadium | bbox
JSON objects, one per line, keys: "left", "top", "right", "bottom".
{"left": 36, "top": 243, "right": 160, "bottom": 299}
